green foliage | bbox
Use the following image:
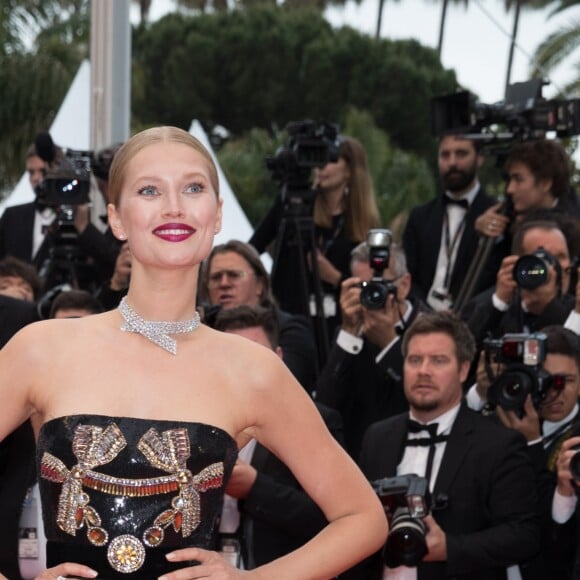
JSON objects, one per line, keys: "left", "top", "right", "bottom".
{"left": 0, "top": 0, "right": 88, "bottom": 197}
{"left": 132, "top": 6, "right": 457, "bottom": 159}
{"left": 217, "top": 106, "right": 437, "bottom": 234}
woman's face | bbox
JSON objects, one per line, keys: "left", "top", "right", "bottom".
{"left": 314, "top": 157, "right": 350, "bottom": 193}
{"left": 108, "top": 141, "right": 222, "bottom": 270}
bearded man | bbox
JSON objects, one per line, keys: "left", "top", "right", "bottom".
{"left": 403, "top": 135, "right": 496, "bottom": 311}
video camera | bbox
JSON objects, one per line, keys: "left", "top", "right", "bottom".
{"left": 34, "top": 132, "right": 92, "bottom": 210}
{"left": 265, "top": 120, "right": 340, "bottom": 212}
{"left": 484, "top": 332, "right": 566, "bottom": 415}
{"left": 372, "top": 474, "right": 430, "bottom": 567}
{"left": 360, "top": 228, "right": 396, "bottom": 310}
{"left": 431, "top": 79, "right": 580, "bottom": 143}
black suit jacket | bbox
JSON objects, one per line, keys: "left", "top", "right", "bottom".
{"left": 315, "top": 301, "right": 425, "bottom": 459}
{"left": 0, "top": 296, "right": 39, "bottom": 580}
{"left": 403, "top": 189, "right": 496, "bottom": 304}
{"left": 238, "top": 403, "right": 344, "bottom": 568}
{"left": 344, "top": 404, "right": 540, "bottom": 580}
{"left": 0, "top": 202, "right": 40, "bottom": 264}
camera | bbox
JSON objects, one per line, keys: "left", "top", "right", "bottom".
{"left": 372, "top": 474, "right": 430, "bottom": 567}
{"left": 512, "top": 247, "right": 560, "bottom": 290}
{"left": 360, "top": 228, "right": 396, "bottom": 310}
{"left": 484, "top": 332, "right": 566, "bottom": 415}
{"left": 265, "top": 120, "right": 340, "bottom": 210}
{"left": 431, "top": 79, "right": 580, "bottom": 143}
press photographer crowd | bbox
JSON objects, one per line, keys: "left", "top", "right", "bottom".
{"left": 5, "top": 79, "right": 580, "bottom": 579}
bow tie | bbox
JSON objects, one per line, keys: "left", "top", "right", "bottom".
{"left": 407, "top": 419, "right": 439, "bottom": 436}
{"left": 443, "top": 195, "right": 469, "bottom": 209}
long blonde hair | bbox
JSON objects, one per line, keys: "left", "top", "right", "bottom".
{"left": 313, "top": 136, "right": 380, "bottom": 242}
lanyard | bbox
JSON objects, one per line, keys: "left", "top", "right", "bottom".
{"left": 442, "top": 207, "right": 469, "bottom": 291}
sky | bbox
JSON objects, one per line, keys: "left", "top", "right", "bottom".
{"left": 143, "top": 0, "right": 579, "bottom": 106}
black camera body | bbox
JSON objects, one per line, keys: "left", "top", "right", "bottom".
{"left": 372, "top": 474, "right": 430, "bottom": 568}
{"left": 513, "top": 247, "right": 560, "bottom": 290}
{"left": 35, "top": 149, "right": 92, "bottom": 209}
{"left": 360, "top": 228, "right": 396, "bottom": 310}
{"left": 484, "top": 332, "right": 565, "bottom": 415}
{"left": 265, "top": 120, "right": 340, "bottom": 211}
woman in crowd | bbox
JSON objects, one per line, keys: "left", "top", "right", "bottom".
{"left": 0, "top": 126, "right": 387, "bottom": 579}
{"left": 250, "top": 135, "right": 381, "bottom": 353}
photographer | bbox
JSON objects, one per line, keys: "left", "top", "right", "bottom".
{"left": 249, "top": 134, "right": 380, "bottom": 340}
{"left": 461, "top": 219, "right": 579, "bottom": 345}
{"left": 0, "top": 138, "right": 122, "bottom": 295}
{"left": 467, "top": 326, "right": 580, "bottom": 578}
{"left": 316, "top": 237, "right": 427, "bottom": 459}
{"left": 345, "top": 311, "right": 539, "bottom": 579}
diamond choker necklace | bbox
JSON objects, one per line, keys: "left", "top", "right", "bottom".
{"left": 118, "top": 297, "right": 201, "bottom": 355}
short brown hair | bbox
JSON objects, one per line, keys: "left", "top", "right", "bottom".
{"left": 214, "top": 304, "right": 279, "bottom": 349}
{"left": 402, "top": 311, "right": 476, "bottom": 365}
{"left": 506, "top": 140, "right": 570, "bottom": 199}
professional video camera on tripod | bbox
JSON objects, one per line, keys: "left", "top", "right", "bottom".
{"left": 261, "top": 120, "right": 341, "bottom": 365}
{"left": 33, "top": 132, "right": 104, "bottom": 295}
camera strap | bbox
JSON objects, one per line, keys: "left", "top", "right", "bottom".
{"left": 317, "top": 214, "right": 345, "bottom": 255}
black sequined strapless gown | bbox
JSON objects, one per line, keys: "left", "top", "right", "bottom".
{"left": 37, "top": 415, "right": 238, "bottom": 579}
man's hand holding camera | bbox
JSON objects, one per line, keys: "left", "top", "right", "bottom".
{"left": 495, "top": 394, "right": 542, "bottom": 442}
{"left": 495, "top": 255, "right": 519, "bottom": 305}
{"left": 422, "top": 514, "right": 448, "bottom": 562}
{"left": 339, "top": 277, "right": 365, "bottom": 335}
{"left": 339, "top": 277, "right": 399, "bottom": 348}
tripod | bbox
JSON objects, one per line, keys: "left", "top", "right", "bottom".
{"left": 270, "top": 187, "right": 330, "bottom": 370}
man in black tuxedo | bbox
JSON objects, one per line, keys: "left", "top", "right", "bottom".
{"left": 461, "top": 219, "right": 579, "bottom": 346}
{"left": 214, "top": 305, "right": 344, "bottom": 569}
{"left": 345, "top": 311, "right": 539, "bottom": 579}
{"left": 0, "top": 295, "right": 39, "bottom": 579}
{"left": 0, "top": 141, "right": 120, "bottom": 293}
{"left": 316, "top": 242, "right": 426, "bottom": 459}
{"left": 403, "top": 135, "right": 497, "bottom": 311}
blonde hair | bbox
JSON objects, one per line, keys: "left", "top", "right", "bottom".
{"left": 313, "top": 136, "right": 380, "bottom": 242}
{"left": 108, "top": 126, "right": 220, "bottom": 206}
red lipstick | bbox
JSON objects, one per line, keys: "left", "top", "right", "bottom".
{"left": 153, "top": 223, "right": 195, "bottom": 242}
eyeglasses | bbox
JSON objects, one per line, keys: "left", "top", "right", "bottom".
{"left": 208, "top": 269, "right": 253, "bottom": 287}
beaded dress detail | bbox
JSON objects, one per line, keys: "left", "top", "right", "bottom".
{"left": 38, "top": 415, "right": 238, "bottom": 579}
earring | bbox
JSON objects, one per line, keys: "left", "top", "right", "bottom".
{"left": 344, "top": 185, "right": 350, "bottom": 196}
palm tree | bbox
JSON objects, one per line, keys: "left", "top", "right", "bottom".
{"left": 530, "top": 0, "right": 580, "bottom": 94}
{"left": 435, "top": 0, "right": 469, "bottom": 57}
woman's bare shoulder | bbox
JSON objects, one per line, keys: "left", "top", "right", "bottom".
{"left": 3, "top": 312, "right": 113, "bottom": 359}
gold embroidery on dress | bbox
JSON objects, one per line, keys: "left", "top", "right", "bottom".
{"left": 40, "top": 422, "right": 225, "bottom": 574}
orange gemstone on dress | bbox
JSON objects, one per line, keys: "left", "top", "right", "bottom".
{"left": 84, "top": 506, "right": 101, "bottom": 527}
{"left": 173, "top": 512, "right": 182, "bottom": 532}
{"left": 75, "top": 507, "right": 84, "bottom": 528}
{"left": 143, "top": 526, "right": 164, "bottom": 547}
{"left": 87, "top": 527, "right": 108, "bottom": 546}
{"left": 154, "top": 509, "right": 175, "bottom": 526}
